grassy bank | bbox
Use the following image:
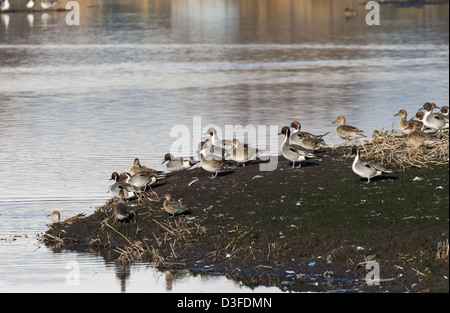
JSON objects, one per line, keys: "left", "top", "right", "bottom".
{"left": 41, "top": 147, "right": 449, "bottom": 292}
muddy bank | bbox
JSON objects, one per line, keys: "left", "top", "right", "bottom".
{"left": 42, "top": 147, "right": 449, "bottom": 292}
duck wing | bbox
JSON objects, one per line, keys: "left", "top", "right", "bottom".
{"left": 288, "top": 144, "right": 315, "bottom": 158}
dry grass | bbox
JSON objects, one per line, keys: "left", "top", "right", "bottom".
{"left": 340, "top": 127, "right": 449, "bottom": 171}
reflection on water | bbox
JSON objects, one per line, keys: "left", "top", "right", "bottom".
{"left": 0, "top": 0, "right": 448, "bottom": 292}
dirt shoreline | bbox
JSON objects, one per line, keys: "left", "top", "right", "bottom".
{"left": 42, "top": 146, "right": 449, "bottom": 293}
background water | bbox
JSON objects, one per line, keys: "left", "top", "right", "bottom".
{"left": 0, "top": 0, "right": 448, "bottom": 292}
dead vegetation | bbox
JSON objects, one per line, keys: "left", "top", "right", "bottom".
{"left": 339, "top": 127, "right": 449, "bottom": 171}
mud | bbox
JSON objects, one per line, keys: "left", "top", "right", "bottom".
{"left": 42, "top": 147, "right": 449, "bottom": 292}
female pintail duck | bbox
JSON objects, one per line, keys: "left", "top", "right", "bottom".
{"left": 278, "top": 126, "right": 315, "bottom": 168}
{"left": 351, "top": 146, "right": 393, "bottom": 184}
{"left": 129, "top": 158, "right": 164, "bottom": 176}
{"left": 198, "top": 141, "right": 235, "bottom": 178}
{"left": 394, "top": 110, "right": 423, "bottom": 135}
{"left": 289, "top": 121, "right": 328, "bottom": 150}
{"left": 405, "top": 123, "right": 440, "bottom": 150}
{"left": 333, "top": 116, "right": 366, "bottom": 140}
{"left": 162, "top": 153, "right": 198, "bottom": 172}
{"left": 125, "top": 171, "right": 162, "bottom": 190}
{"left": 163, "top": 194, "right": 190, "bottom": 217}
{"left": 0, "top": 0, "right": 10, "bottom": 11}
{"left": 230, "top": 138, "right": 264, "bottom": 165}
{"left": 420, "top": 102, "right": 448, "bottom": 131}
{"left": 26, "top": 0, "right": 36, "bottom": 9}
{"left": 41, "top": 0, "right": 59, "bottom": 10}
{"left": 48, "top": 211, "right": 85, "bottom": 224}
{"left": 113, "top": 190, "right": 131, "bottom": 222}
{"left": 109, "top": 172, "right": 136, "bottom": 199}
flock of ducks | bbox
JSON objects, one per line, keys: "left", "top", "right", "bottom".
{"left": 1, "top": 0, "right": 59, "bottom": 12}
{"left": 104, "top": 102, "right": 448, "bottom": 223}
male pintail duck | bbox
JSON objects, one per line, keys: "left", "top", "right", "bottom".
{"left": 41, "top": 0, "right": 59, "bottom": 10}
{"left": 198, "top": 141, "right": 235, "bottom": 178}
{"left": 26, "top": 0, "right": 35, "bottom": 9}
{"left": 420, "top": 102, "right": 448, "bottom": 131}
{"left": 162, "top": 153, "right": 198, "bottom": 172}
{"left": 413, "top": 111, "right": 439, "bottom": 135}
{"left": 229, "top": 138, "right": 264, "bottom": 165}
{"left": 333, "top": 116, "right": 365, "bottom": 140}
{"left": 196, "top": 139, "right": 229, "bottom": 160}
{"left": 163, "top": 194, "right": 190, "bottom": 217}
{"left": 0, "top": 0, "right": 10, "bottom": 11}
{"left": 440, "top": 106, "right": 449, "bottom": 117}
{"left": 48, "top": 210, "right": 85, "bottom": 224}
{"left": 394, "top": 110, "right": 423, "bottom": 135}
{"left": 289, "top": 121, "right": 328, "bottom": 150}
{"left": 130, "top": 158, "right": 164, "bottom": 176}
{"left": 206, "top": 127, "right": 233, "bottom": 150}
{"left": 405, "top": 123, "right": 440, "bottom": 150}
{"left": 125, "top": 171, "right": 162, "bottom": 190}
{"left": 113, "top": 190, "right": 131, "bottom": 222}
{"left": 109, "top": 172, "right": 136, "bottom": 199}
{"left": 351, "top": 146, "right": 393, "bottom": 183}
{"left": 278, "top": 126, "right": 315, "bottom": 168}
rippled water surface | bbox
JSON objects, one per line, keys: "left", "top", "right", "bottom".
{"left": 0, "top": 0, "right": 448, "bottom": 292}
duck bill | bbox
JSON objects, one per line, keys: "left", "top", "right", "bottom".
{"left": 161, "top": 160, "right": 167, "bottom": 164}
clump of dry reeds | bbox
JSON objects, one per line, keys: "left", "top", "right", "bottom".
{"left": 116, "top": 241, "right": 145, "bottom": 264}
{"left": 358, "top": 128, "right": 448, "bottom": 170}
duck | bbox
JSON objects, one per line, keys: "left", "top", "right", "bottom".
{"left": 198, "top": 141, "right": 235, "bottom": 178}
{"left": 229, "top": 138, "right": 264, "bottom": 165}
{"left": 289, "top": 120, "right": 328, "bottom": 150}
{"left": 113, "top": 190, "right": 131, "bottom": 222}
{"left": 41, "top": 0, "right": 59, "bottom": 10}
{"left": 162, "top": 153, "right": 198, "bottom": 172}
{"left": 420, "top": 102, "right": 448, "bottom": 131}
{"left": 205, "top": 127, "right": 233, "bottom": 151}
{"left": 278, "top": 126, "right": 315, "bottom": 168}
{"left": 333, "top": 116, "right": 365, "bottom": 140}
{"left": 129, "top": 158, "right": 164, "bottom": 176}
{"left": 26, "top": 0, "right": 35, "bottom": 9}
{"left": 351, "top": 146, "right": 393, "bottom": 183}
{"left": 163, "top": 194, "right": 190, "bottom": 217}
{"left": 413, "top": 112, "right": 439, "bottom": 135}
{"left": 405, "top": 123, "right": 440, "bottom": 150}
{"left": 125, "top": 171, "right": 162, "bottom": 190}
{"left": 0, "top": 0, "right": 10, "bottom": 11}
{"left": 440, "top": 106, "right": 449, "bottom": 117}
{"left": 196, "top": 139, "right": 229, "bottom": 160}
{"left": 344, "top": 7, "right": 356, "bottom": 19}
{"left": 48, "top": 210, "right": 85, "bottom": 224}
{"left": 394, "top": 110, "right": 423, "bottom": 135}
{"left": 109, "top": 172, "right": 137, "bottom": 199}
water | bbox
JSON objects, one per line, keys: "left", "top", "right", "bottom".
{"left": 0, "top": 0, "right": 448, "bottom": 292}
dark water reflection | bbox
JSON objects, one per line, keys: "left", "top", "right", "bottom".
{"left": 0, "top": 0, "right": 448, "bottom": 292}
